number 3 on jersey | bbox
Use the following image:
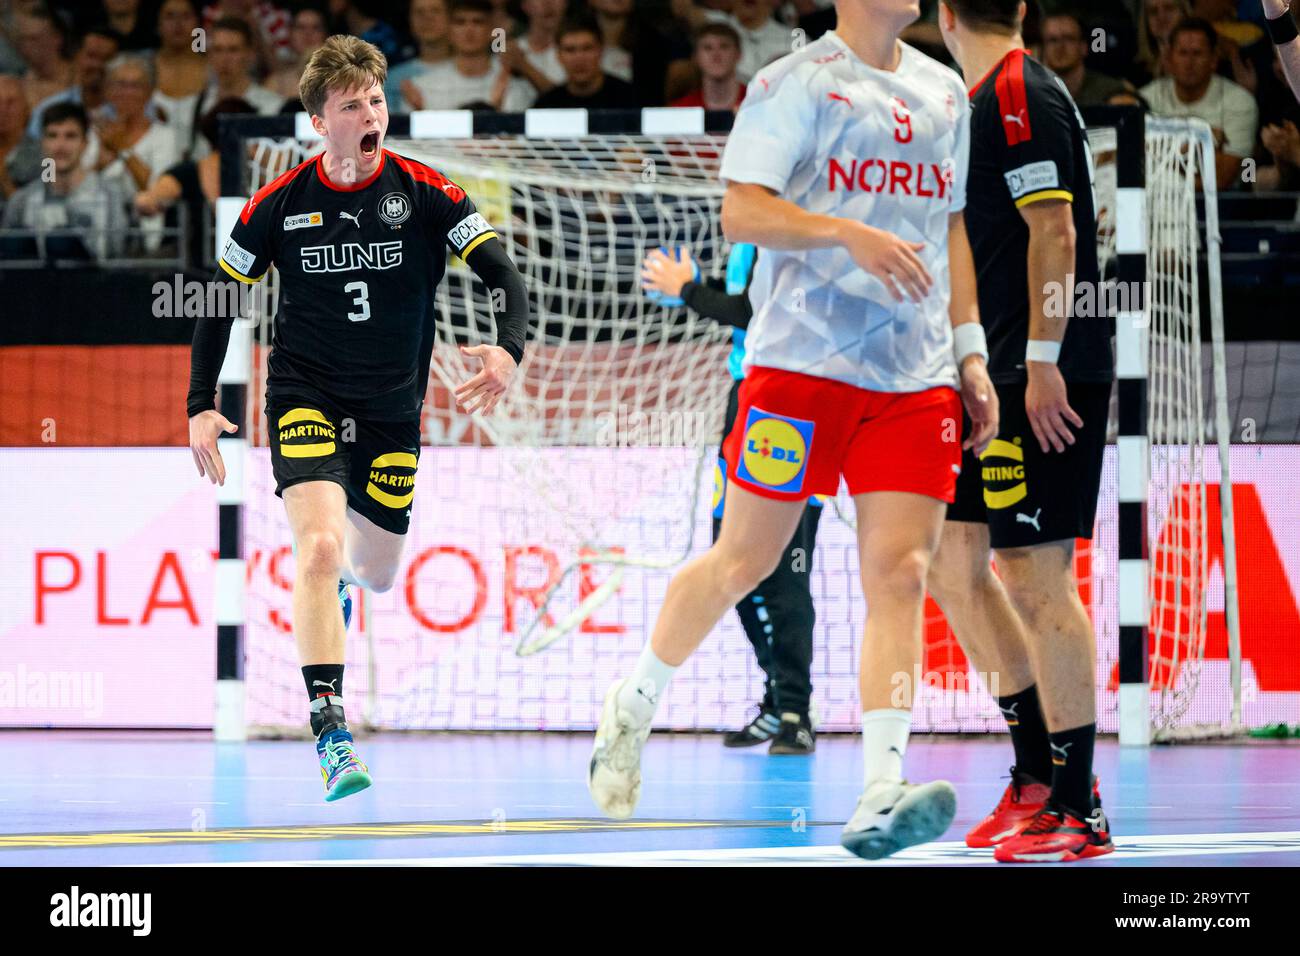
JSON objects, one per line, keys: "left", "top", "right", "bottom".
{"left": 345, "top": 280, "right": 370, "bottom": 322}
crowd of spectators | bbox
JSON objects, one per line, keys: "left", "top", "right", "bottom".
{"left": 1, "top": 0, "right": 1299, "bottom": 264}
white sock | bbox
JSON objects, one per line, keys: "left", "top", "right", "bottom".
{"left": 616, "top": 643, "right": 677, "bottom": 726}
{"left": 862, "top": 708, "right": 911, "bottom": 789}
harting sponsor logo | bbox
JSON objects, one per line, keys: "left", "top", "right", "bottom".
{"left": 366, "top": 452, "right": 417, "bottom": 509}
{"left": 980, "top": 437, "right": 1027, "bottom": 508}
{"left": 278, "top": 408, "right": 336, "bottom": 457}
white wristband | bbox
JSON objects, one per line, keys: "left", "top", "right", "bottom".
{"left": 1026, "top": 339, "right": 1062, "bottom": 364}
{"left": 952, "top": 322, "right": 988, "bottom": 365}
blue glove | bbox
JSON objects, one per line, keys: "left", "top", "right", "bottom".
{"left": 643, "top": 245, "right": 700, "bottom": 308}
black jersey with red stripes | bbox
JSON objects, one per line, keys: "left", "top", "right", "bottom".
{"left": 218, "top": 148, "right": 500, "bottom": 419}
{"left": 966, "top": 49, "right": 1113, "bottom": 385}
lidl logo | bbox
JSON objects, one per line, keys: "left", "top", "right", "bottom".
{"left": 737, "top": 407, "right": 813, "bottom": 493}
{"left": 712, "top": 457, "right": 727, "bottom": 519}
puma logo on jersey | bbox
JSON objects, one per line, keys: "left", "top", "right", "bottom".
{"left": 1051, "top": 741, "right": 1073, "bottom": 765}
{"left": 827, "top": 92, "right": 853, "bottom": 107}
{"left": 339, "top": 209, "right": 363, "bottom": 228}
{"left": 1017, "top": 508, "right": 1043, "bottom": 532}
{"left": 1004, "top": 110, "right": 1027, "bottom": 127}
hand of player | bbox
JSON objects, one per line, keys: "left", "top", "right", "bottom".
{"left": 455, "top": 344, "right": 516, "bottom": 416}
{"left": 840, "top": 222, "right": 932, "bottom": 303}
{"left": 640, "top": 247, "right": 696, "bottom": 298}
{"left": 189, "top": 409, "right": 238, "bottom": 485}
{"left": 1025, "top": 361, "right": 1083, "bottom": 453}
{"left": 959, "top": 356, "right": 998, "bottom": 456}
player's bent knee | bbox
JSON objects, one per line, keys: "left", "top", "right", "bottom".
{"left": 354, "top": 563, "right": 398, "bottom": 594}
{"left": 713, "top": 550, "right": 780, "bottom": 601}
{"left": 865, "top": 549, "right": 931, "bottom": 603}
{"left": 296, "top": 531, "right": 345, "bottom": 579}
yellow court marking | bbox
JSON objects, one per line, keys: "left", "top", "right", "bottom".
{"left": 0, "top": 818, "right": 821, "bottom": 851}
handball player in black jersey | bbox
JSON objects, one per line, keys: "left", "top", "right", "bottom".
{"left": 928, "top": 0, "right": 1114, "bottom": 861}
{"left": 186, "top": 35, "right": 529, "bottom": 800}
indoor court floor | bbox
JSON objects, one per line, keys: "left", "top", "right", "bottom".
{"left": 1, "top": 732, "right": 1296, "bottom": 866}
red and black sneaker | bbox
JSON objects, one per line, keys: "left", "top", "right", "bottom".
{"left": 965, "top": 767, "right": 1050, "bottom": 848}
{"left": 993, "top": 798, "right": 1114, "bottom": 863}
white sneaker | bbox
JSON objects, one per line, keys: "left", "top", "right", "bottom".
{"left": 587, "top": 679, "right": 652, "bottom": 819}
{"left": 840, "top": 779, "right": 957, "bottom": 860}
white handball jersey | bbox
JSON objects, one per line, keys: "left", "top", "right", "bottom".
{"left": 719, "top": 32, "right": 970, "bottom": 393}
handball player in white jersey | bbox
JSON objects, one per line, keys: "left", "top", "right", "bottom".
{"left": 588, "top": 0, "right": 999, "bottom": 860}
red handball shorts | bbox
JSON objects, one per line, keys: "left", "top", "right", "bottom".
{"left": 721, "top": 366, "right": 963, "bottom": 504}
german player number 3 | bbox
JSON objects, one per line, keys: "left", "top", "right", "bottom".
{"left": 344, "top": 281, "right": 370, "bottom": 322}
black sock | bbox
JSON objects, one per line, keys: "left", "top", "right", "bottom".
{"left": 303, "top": 665, "right": 346, "bottom": 738}
{"left": 303, "top": 664, "right": 344, "bottom": 702}
{"left": 997, "top": 685, "right": 1052, "bottom": 783}
{"left": 1048, "top": 723, "right": 1096, "bottom": 816}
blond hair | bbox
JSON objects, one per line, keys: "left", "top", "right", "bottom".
{"left": 299, "top": 35, "right": 388, "bottom": 118}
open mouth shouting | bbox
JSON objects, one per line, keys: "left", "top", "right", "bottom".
{"left": 360, "top": 130, "right": 380, "bottom": 158}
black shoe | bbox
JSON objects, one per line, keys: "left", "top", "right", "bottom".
{"left": 723, "top": 705, "right": 782, "bottom": 748}
{"left": 768, "top": 712, "right": 815, "bottom": 755}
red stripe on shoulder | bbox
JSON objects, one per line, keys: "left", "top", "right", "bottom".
{"left": 994, "top": 49, "right": 1033, "bottom": 147}
{"left": 387, "top": 150, "right": 465, "bottom": 203}
{"left": 239, "top": 155, "right": 315, "bottom": 225}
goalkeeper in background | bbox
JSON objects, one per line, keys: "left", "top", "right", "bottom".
{"left": 187, "top": 35, "right": 528, "bottom": 802}
{"left": 640, "top": 243, "right": 823, "bottom": 755}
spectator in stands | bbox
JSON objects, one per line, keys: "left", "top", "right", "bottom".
{"left": 402, "top": 0, "right": 534, "bottom": 112}
{"left": 1258, "top": 118, "right": 1300, "bottom": 189}
{"left": 1133, "top": 0, "right": 1192, "bottom": 85}
{"left": 0, "top": 76, "right": 42, "bottom": 206}
{"left": 135, "top": 96, "right": 257, "bottom": 262}
{"left": 267, "top": 6, "right": 328, "bottom": 100}
{"left": 670, "top": 22, "right": 746, "bottom": 111}
{"left": 1041, "top": 12, "right": 1138, "bottom": 107}
{"left": 153, "top": 0, "right": 209, "bottom": 151}
{"left": 192, "top": 15, "right": 284, "bottom": 149}
{"left": 500, "top": 0, "right": 568, "bottom": 98}
{"left": 1194, "top": 0, "right": 1271, "bottom": 94}
{"left": 1142, "top": 18, "right": 1259, "bottom": 189}
{"left": 385, "top": 0, "right": 452, "bottom": 110}
{"left": 591, "top": 0, "right": 680, "bottom": 105}
{"left": 332, "top": 1, "right": 404, "bottom": 63}
{"left": 15, "top": 6, "right": 75, "bottom": 111}
{"left": 95, "top": 55, "right": 182, "bottom": 195}
{"left": 533, "top": 16, "right": 640, "bottom": 108}
{"left": 101, "top": 0, "right": 158, "bottom": 51}
{"left": 202, "top": 0, "right": 292, "bottom": 73}
{"left": 675, "top": 0, "right": 791, "bottom": 82}
{"left": 26, "top": 27, "right": 121, "bottom": 140}
{"left": 2, "top": 101, "right": 128, "bottom": 261}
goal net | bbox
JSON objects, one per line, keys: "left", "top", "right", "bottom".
{"left": 227, "top": 112, "right": 1239, "bottom": 739}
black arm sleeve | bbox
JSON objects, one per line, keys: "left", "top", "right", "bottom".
{"left": 681, "top": 277, "right": 753, "bottom": 330}
{"left": 462, "top": 235, "right": 530, "bottom": 364}
{"left": 185, "top": 269, "right": 237, "bottom": 418}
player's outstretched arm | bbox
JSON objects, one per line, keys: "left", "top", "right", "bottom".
{"left": 948, "top": 211, "right": 998, "bottom": 456}
{"left": 455, "top": 236, "right": 529, "bottom": 416}
{"left": 721, "top": 181, "right": 933, "bottom": 302}
{"left": 1263, "top": 1, "right": 1300, "bottom": 100}
{"left": 186, "top": 274, "right": 240, "bottom": 485}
